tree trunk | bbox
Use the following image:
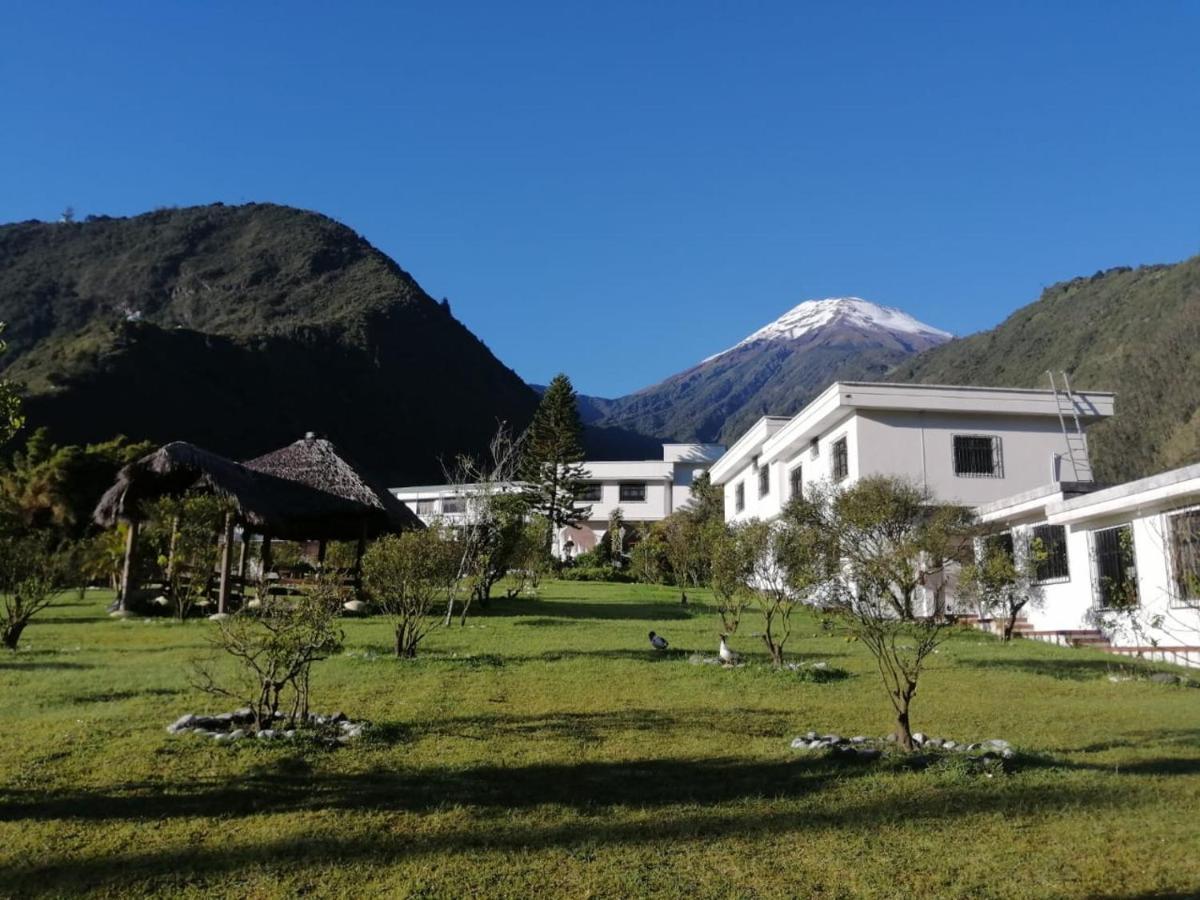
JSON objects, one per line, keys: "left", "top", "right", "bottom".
{"left": 895, "top": 707, "right": 914, "bottom": 752}
{"left": 3, "top": 621, "right": 26, "bottom": 650}
{"left": 217, "top": 513, "right": 236, "bottom": 615}
{"left": 1003, "top": 613, "right": 1016, "bottom": 642}
{"left": 679, "top": 589, "right": 688, "bottom": 606}
{"left": 118, "top": 519, "right": 140, "bottom": 612}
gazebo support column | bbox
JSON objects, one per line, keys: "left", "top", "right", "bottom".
{"left": 317, "top": 540, "right": 328, "bottom": 566}
{"left": 164, "top": 516, "right": 180, "bottom": 584}
{"left": 353, "top": 524, "right": 368, "bottom": 600}
{"left": 237, "top": 534, "right": 250, "bottom": 599}
{"left": 217, "top": 513, "right": 236, "bottom": 615}
{"left": 118, "top": 519, "right": 140, "bottom": 612}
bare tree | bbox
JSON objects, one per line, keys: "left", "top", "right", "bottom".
{"left": 442, "top": 423, "right": 527, "bottom": 624}
{"left": 192, "top": 573, "right": 345, "bottom": 729}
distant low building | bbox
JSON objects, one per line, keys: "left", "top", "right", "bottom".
{"left": 390, "top": 442, "right": 725, "bottom": 557}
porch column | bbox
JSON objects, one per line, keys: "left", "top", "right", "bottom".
{"left": 217, "top": 513, "right": 236, "bottom": 615}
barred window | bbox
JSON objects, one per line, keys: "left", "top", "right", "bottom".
{"left": 1168, "top": 509, "right": 1200, "bottom": 604}
{"left": 579, "top": 483, "right": 601, "bottom": 502}
{"left": 1032, "top": 524, "right": 1069, "bottom": 583}
{"left": 415, "top": 499, "right": 436, "bottom": 515}
{"left": 1093, "top": 524, "right": 1138, "bottom": 609}
{"left": 619, "top": 483, "right": 646, "bottom": 502}
{"left": 954, "top": 435, "right": 1003, "bottom": 478}
{"left": 985, "top": 531, "right": 1015, "bottom": 563}
{"left": 758, "top": 464, "right": 770, "bottom": 497}
{"left": 442, "top": 498, "right": 466, "bottom": 514}
{"left": 789, "top": 465, "right": 803, "bottom": 499}
{"left": 831, "top": 437, "right": 848, "bottom": 482}
{"left": 734, "top": 482, "right": 745, "bottom": 513}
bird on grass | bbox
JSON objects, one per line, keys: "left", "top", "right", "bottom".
{"left": 648, "top": 631, "right": 669, "bottom": 651}
{"left": 718, "top": 634, "right": 740, "bottom": 666}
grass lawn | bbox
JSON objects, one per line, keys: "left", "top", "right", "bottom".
{"left": 1, "top": 580, "right": 1199, "bottom": 898}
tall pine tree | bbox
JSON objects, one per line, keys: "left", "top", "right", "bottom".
{"left": 520, "top": 373, "right": 592, "bottom": 553}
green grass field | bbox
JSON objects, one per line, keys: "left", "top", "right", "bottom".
{"left": 2, "top": 581, "right": 1199, "bottom": 898}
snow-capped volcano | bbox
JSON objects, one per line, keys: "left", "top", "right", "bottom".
{"left": 704, "top": 297, "right": 952, "bottom": 362}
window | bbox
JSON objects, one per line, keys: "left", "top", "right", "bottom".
{"left": 579, "top": 483, "right": 601, "bottom": 502}
{"left": 758, "top": 464, "right": 770, "bottom": 497}
{"left": 619, "top": 482, "right": 646, "bottom": 502}
{"left": 1093, "top": 524, "right": 1138, "bottom": 608}
{"left": 734, "top": 482, "right": 745, "bottom": 513}
{"left": 789, "top": 465, "right": 803, "bottom": 499}
{"left": 831, "top": 437, "right": 848, "bottom": 482}
{"left": 441, "top": 498, "right": 465, "bottom": 514}
{"left": 984, "top": 531, "right": 1015, "bottom": 563}
{"left": 1168, "top": 509, "right": 1200, "bottom": 605}
{"left": 415, "top": 499, "right": 436, "bottom": 515}
{"left": 809, "top": 438, "right": 819, "bottom": 459}
{"left": 1032, "top": 524, "right": 1069, "bottom": 583}
{"left": 953, "top": 435, "right": 1003, "bottom": 478}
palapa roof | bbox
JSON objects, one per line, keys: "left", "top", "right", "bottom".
{"left": 244, "top": 433, "right": 421, "bottom": 535}
{"left": 94, "top": 437, "right": 421, "bottom": 540}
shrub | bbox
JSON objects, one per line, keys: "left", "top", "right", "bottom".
{"left": 560, "top": 565, "right": 634, "bottom": 583}
{"left": 363, "top": 528, "right": 459, "bottom": 657}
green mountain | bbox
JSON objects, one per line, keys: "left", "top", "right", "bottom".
{"left": 890, "top": 257, "right": 1200, "bottom": 483}
{"left": 0, "top": 203, "right": 540, "bottom": 483}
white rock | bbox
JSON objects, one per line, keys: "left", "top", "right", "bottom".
{"left": 984, "top": 739, "right": 1011, "bottom": 751}
{"left": 284, "top": 730, "right": 296, "bottom": 739}
{"left": 912, "top": 732, "right": 927, "bottom": 745}
{"left": 790, "top": 737, "right": 809, "bottom": 749}
{"left": 943, "top": 740, "right": 958, "bottom": 750}
{"left": 343, "top": 600, "right": 368, "bottom": 614}
{"left": 213, "top": 732, "right": 233, "bottom": 742}
{"left": 850, "top": 736, "right": 867, "bottom": 744}
{"left": 208, "top": 612, "right": 230, "bottom": 622}
{"left": 228, "top": 729, "right": 247, "bottom": 740}
{"left": 257, "top": 729, "right": 276, "bottom": 740}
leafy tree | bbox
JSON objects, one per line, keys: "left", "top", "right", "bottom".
{"left": 148, "top": 492, "right": 227, "bottom": 620}
{"left": 709, "top": 523, "right": 753, "bottom": 638}
{"left": 959, "top": 533, "right": 1046, "bottom": 641}
{"left": 0, "top": 429, "right": 152, "bottom": 540}
{"left": 662, "top": 512, "right": 706, "bottom": 605}
{"left": 1, "top": 534, "right": 68, "bottom": 650}
{"left": 505, "top": 515, "right": 553, "bottom": 598}
{"left": 0, "top": 323, "right": 21, "bottom": 449}
{"left": 363, "top": 527, "right": 460, "bottom": 658}
{"left": 628, "top": 522, "right": 667, "bottom": 584}
{"left": 520, "top": 374, "right": 592, "bottom": 553}
{"left": 797, "top": 477, "right": 972, "bottom": 750}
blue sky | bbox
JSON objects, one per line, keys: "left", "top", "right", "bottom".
{"left": 4, "top": 3, "right": 1199, "bottom": 396}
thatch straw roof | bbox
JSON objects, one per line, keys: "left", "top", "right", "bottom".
{"left": 245, "top": 433, "right": 421, "bottom": 535}
{"left": 94, "top": 438, "right": 420, "bottom": 540}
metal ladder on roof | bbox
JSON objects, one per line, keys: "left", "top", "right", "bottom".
{"left": 1047, "top": 370, "right": 1094, "bottom": 483}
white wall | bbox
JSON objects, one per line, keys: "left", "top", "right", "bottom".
{"left": 855, "top": 411, "right": 1086, "bottom": 506}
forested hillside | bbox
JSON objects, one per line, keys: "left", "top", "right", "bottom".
{"left": 891, "top": 257, "right": 1200, "bottom": 482}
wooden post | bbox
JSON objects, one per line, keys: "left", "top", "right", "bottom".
{"left": 237, "top": 533, "right": 250, "bottom": 600}
{"left": 118, "top": 519, "right": 140, "bottom": 612}
{"left": 317, "top": 539, "right": 328, "bottom": 566}
{"left": 164, "top": 516, "right": 180, "bottom": 584}
{"left": 261, "top": 535, "right": 273, "bottom": 574}
{"left": 217, "top": 513, "right": 236, "bottom": 615}
{"left": 354, "top": 524, "right": 368, "bottom": 600}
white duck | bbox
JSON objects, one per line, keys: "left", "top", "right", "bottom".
{"left": 718, "top": 634, "right": 740, "bottom": 666}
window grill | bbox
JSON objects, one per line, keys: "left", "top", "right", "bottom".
{"left": 789, "top": 465, "right": 803, "bottom": 499}
{"left": 619, "top": 482, "right": 646, "bottom": 502}
{"left": 579, "top": 483, "right": 601, "bottom": 502}
{"left": 734, "top": 482, "right": 745, "bottom": 513}
{"left": 441, "top": 498, "right": 466, "bottom": 514}
{"left": 1168, "top": 509, "right": 1200, "bottom": 605}
{"left": 1032, "top": 524, "right": 1069, "bottom": 583}
{"left": 758, "top": 465, "right": 770, "bottom": 498}
{"left": 831, "top": 437, "right": 848, "bottom": 482}
{"left": 415, "top": 499, "right": 436, "bottom": 515}
{"left": 985, "top": 531, "right": 1015, "bottom": 562}
{"left": 953, "top": 435, "right": 1003, "bottom": 478}
{"left": 1093, "top": 524, "right": 1138, "bottom": 608}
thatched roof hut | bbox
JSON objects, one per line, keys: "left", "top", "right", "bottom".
{"left": 244, "top": 433, "right": 421, "bottom": 537}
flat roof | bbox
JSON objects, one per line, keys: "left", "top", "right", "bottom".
{"left": 1047, "top": 462, "right": 1200, "bottom": 524}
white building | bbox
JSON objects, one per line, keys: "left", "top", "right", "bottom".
{"left": 391, "top": 442, "right": 725, "bottom": 556}
{"left": 709, "top": 381, "right": 1115, "bottom": 522}
{"left": 975, "top": 464, "right": 1200, "bottom": 666}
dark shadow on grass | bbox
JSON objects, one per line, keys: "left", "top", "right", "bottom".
{"left": 479, "top": 598, "right": 696, "bottom": 621}
{"left": 959, "top": 655, "right": 1154, "bottom": 682}
{"left": 68, "top": 687, "right": 184, "bottom": 704}
{"left": 0, "top": 660, "right": 95, "bottom": 671}
{"left": 0, "top": 771, "right": 1149, "bottom": 896}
